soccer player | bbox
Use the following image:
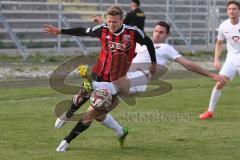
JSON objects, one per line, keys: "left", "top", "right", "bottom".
{"left": 93, "top": 21, "right": 226, "bottom": 141}
{"left": 43, "top": 6, "right": 157, "bottom": 152}
{"left": 199, "top": 1, "right": 240, "bottom": 120}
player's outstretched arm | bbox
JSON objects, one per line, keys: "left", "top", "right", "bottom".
{"left": 43, "top": 24, "right": 60, "bottom": 35}
{"left": 175, "top": 56, "right": 225, "bottom": 82}
{"left": 43, "top": 24, "right": 101, "bottom": 37}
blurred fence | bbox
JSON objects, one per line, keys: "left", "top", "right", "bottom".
{"left": 0, "top": 0, "right": 228, "bottom": 58}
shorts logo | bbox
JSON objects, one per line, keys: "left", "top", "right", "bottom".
{"left": 232, "top": 36, "right": 240, "bottom": 42}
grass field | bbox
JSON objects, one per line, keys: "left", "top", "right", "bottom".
{"left": 0, "top": 76, "right": 240, "bottom": 160}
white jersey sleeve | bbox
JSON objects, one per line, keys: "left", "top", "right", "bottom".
{"left": 159, "top": 44, "right": 181, "bottom": 61}
{"left": 217, "top": 23, "right": 225, "bottom": 41}
{"left": 154, "top": 44, "right": 181, "bottom": 65}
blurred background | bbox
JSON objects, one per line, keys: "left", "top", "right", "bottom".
{"left": 1, "top": 2, "right": 240, "bottom": 159}
{"left": 0, "top": 0, "right": 228, "bottom": 58}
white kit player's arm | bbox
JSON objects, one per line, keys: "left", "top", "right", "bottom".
{"left": 175, "top": 57, "right": 225, "bottom": 82}
{"left": 214, "top": 40, "right": 224, "bottom": 70}
{"left": 214, "top": 23, "right": 225, "bottom": 70}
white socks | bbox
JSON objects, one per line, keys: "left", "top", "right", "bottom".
{"left": 101, "top": 114, "right": 123, "bottom": 137}
{"left": 208, "top": 87, "right": 222, "bottom": 112}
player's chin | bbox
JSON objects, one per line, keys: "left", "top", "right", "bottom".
{"left": 109, "top": 28, "right": 117, "bottom": 33}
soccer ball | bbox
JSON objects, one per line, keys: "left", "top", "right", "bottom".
{"left": 90, "top": 88, "right": 112, "bottom": 111}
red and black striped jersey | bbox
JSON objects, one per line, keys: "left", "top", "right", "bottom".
{"left": 61, "top": 24, "right": 156, "bottom": 82}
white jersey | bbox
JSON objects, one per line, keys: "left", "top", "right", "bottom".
{"left": 218, "top": 18, "right": 240, "bottom": 61}
{"left": 127, "top": 43, "right": 181, "bottom": 94}
{"left": 133, "top": 43, "right": 181, "bottom": 66}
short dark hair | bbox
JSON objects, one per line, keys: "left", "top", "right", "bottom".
{"left": 106, "top": 6, "right": 123, "bottom": 19}
{"left": 227, "top": 0, "right": 240, "bottom": 9}
{"left": 155, "top": 21, "right": 170, "bottom": 34}
{"left": 132, "top": 0, "right": 140, "bottom": 6}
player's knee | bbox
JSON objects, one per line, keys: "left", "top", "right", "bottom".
{"left": 72, "top": 94, "right": 84, "bottom": 106}
{"left": 81, "top": 114, "right": 93, "bottom": 125}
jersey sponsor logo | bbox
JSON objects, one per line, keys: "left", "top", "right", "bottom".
{"left": 232, "top": 36, "right": 240, "bottom": 42}
{"left": 106, "top": 41, "right": 133, "bottom": 53}
{"left": 104, "top": 34, "right": 133, "bottom": 53}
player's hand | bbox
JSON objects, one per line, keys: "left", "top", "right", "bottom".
{"left": 149, "top": 63, "right": 157, "bottom": 76}
{"left": 43, "top": 24, "right": 60, "bottom": 35}
{"left": 214, "top": 59, "right": 221, "bottom": 70}
{"left": 210, "top": 73, "right": 226, "bottom": 83}
{"left": 92, "top": 15, "right": 103, "bottom": 24}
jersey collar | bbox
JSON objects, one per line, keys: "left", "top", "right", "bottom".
{"left": 112, "top": 24, "right": 125, "bottom": 36}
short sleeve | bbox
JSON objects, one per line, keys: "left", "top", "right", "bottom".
{"left": 162, "top": 44, "right": 182, "bottom": 61}
{"left": 217, "top": 23, "right": 225, "bottom": 41}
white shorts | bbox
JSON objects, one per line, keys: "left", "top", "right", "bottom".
{"left": 127, "top": 70, "right": 149, "bottom": 94}
{"left": 219, "top": 58, "right": 240, "bottom": 80}
{"left": 92, "top": 81, "right": 118, "bottom": 95}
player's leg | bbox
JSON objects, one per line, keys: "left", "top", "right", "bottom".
{"left": 56, "top": 106, "right": 95, "bottom": 152}
{"left": 55, "top": 87, "right": 91, "bottom": 128}
{"left": 55, "top": 65, "right": 92, "bottom": 128}
{"left": 92, "top": 94, "right": 129, "bottom": 147}
{"left": 96, "top": 70, "right": 149, "bottom": 145}
{"left": 55, "top": 65, "right": 93, "bottom": 128}
{"left": 93, "top": 72, "right": 149, "bottom": 146}
{"left": 56, "top": 93, "right": 119, "bottom": 152}
{"left": 93, "top": 71, "right": 148, "bottom": 146}
{"left": 199, "top": 60, "right": 237, "bottom": 120}
{"left": 127, "top": 70, "right": 150, "bottom": 94}
{"left": 95, "top": 113, "right": 128, "bottom": 146}
{"left": 93, "top": 93, "right": 128, "bottom": 146}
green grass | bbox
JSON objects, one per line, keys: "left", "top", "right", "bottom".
{"left": 0, "top": 77, "right": 240, "bottom": 160}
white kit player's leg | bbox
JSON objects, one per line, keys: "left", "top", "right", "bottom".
{"left": 208, "top": 87, "right": 222, "bottom": 112}
{"left": 100, "top": 114, "right": 129, "bottom": 146}
{"left": 101, "top": 114, "right": 123, "bottom": 136}
{"left": 127, "top": 70, "right": 149, "bottom": 94}
{"left": 200, "top": 59, "right": 236, "bottom": 120}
